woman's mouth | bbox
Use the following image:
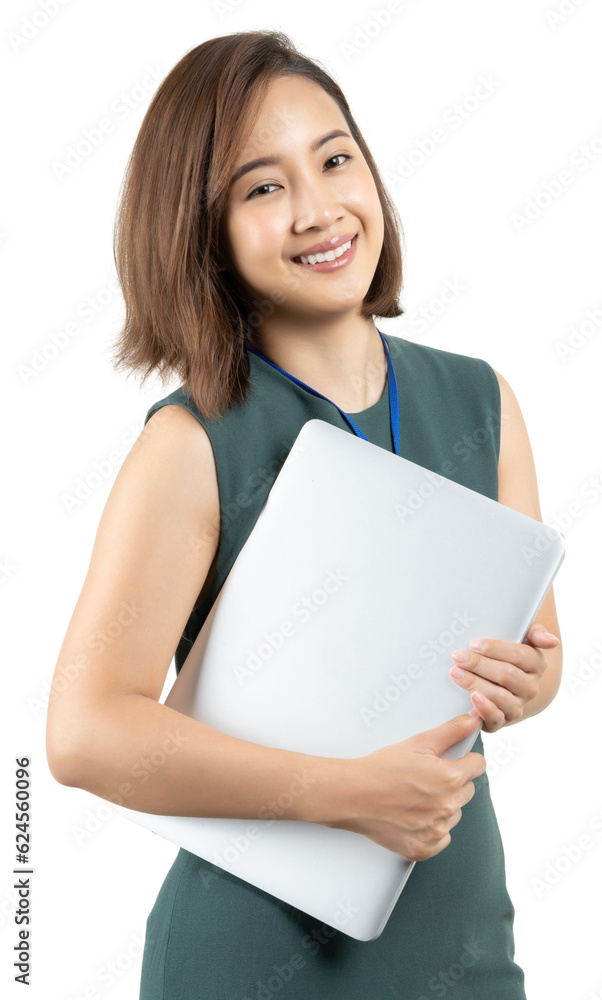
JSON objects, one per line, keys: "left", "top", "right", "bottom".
{"left": 291, "top": 234, "right": 358, "bottom": 272}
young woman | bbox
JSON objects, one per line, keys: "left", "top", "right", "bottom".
{"left": 46, "top": 30, "right": 562, "bottom": 999}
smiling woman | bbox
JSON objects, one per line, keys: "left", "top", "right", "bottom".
{"left": 108, "top": 34, "right": 404, "bottom": 422}
{"left": 44, "top": 27, "right": 559, "bottom": 1000}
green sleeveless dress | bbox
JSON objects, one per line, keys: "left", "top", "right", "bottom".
{"left": 138, "top": 331, "right": 527, "bottom": 1000}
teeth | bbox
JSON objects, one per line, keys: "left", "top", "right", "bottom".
{"left": 298, "top": 236, "right": 354, "bottom": 265}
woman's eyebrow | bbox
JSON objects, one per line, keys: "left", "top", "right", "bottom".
{"left": 231, "top": 129, "right": 352, "bottom": 186}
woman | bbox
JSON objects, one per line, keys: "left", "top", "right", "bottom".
{"left": 46, "top": 29, "right": 562, "bottom": 999}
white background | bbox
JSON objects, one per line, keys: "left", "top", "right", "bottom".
{"left": 2, "top": 1, "right": 602, "bottom": 998}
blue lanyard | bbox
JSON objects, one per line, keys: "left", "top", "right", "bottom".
{"left": 244, "top": 329, "right": 400, "bottom": 456}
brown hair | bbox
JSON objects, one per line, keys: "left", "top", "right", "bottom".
{"left": 110, "top": 29, "right": 405, "bottom": 421}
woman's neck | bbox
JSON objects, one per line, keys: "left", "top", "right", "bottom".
{"left": 247, "top": 320, "right": 387, "bottom": 413}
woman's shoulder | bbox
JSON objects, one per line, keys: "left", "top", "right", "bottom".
{"left": 385, "top": 330, "right": 494, "bottom": 371}
{"left": 140, "top": 389, "right": 218, "bottom": 478}
{"left": 144, "top": 386, "right": 199, "bottom": 427}
{"left": 384, "top": 331, "right": 499, "bottom": 399}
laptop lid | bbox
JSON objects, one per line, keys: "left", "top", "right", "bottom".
{"left": 115, "top": 418, "right": 565, "bottom": 941}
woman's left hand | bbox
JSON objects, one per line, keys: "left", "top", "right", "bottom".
{"left": 449, "top": 623, "right": 560, "bottom": 733}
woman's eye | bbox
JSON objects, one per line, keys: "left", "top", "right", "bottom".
{"left": 325, "top": 153, "right": 351, "bottom": 169}
{"left": 246, "top": 153, "right": 352, "bottom": 199}
{"left": 247, "top": 182, "right": 279, "bottom": 199}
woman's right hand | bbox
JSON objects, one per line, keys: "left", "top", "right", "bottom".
{"left": 328, "top": 711, "right": 486, "bottom": 862}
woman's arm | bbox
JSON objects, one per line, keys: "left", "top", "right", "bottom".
{"left": 45, "top": 404, "right": 348, "bottom": 826}
{"left": 449, "top": 368, "right": 563, "bottom": 730}
{"left": 495, "top": 367, "right": 563, "bottom": 722}
{"left": 46, "top": 400, "right": 491, "bottom": 860}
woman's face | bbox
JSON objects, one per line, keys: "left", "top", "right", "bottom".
{"left": 222, "top": 75, "right": 385, "bottom": 330}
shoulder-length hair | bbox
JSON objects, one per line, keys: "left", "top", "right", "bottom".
{"left": 111, "top": 29, "right": 405, "bottom": 421}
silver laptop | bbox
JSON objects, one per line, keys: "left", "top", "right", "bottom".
{"left": 115, "top": 418, "right": 565, "bottom": 941}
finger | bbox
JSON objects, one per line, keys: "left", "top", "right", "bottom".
{"left": 453, "top": 635, "right": 546, "bottom": 676}
{"left": 446, "top": 808, "right": 464, "bottom": 832}
{"left": 468, "top": 691, "right": 506, "bottom": 733}
{"left": 450, "top": 651, "right": 539, "bottom": 699}
{"left": 450, "top": 667, "right": 530, "bottom": 720}
{"left": 526, "top": 623, "right": 560, "bottom": 648}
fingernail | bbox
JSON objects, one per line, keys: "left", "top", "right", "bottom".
{"left": 537, "top": 630, "right": 559, "bottom": 642}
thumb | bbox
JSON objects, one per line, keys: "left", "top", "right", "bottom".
{"left": 413, "top": 709, "right": 482, "bottom": 757}
{"left": 527, "top": 622, "right": 560, "bottom": 647}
